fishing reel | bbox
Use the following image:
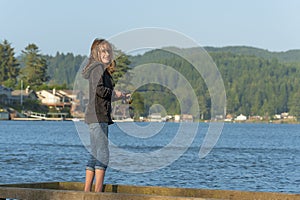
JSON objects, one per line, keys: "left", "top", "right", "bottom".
{"left": 121, "top": 91, "right": 133, "bottom": 104}
{"left": 121, "top": 91, "right": 134, "bottom": 119}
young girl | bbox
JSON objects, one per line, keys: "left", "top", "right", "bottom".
{"left": 82, "top": 38, "right": 122, "bottom": 192}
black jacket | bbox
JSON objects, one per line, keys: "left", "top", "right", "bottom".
{"left": 82, "top": 61, "right": 114, "bottom": 125}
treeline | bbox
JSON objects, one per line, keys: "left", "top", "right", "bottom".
{"left": 1, "top": 39, "right": 300, "bottom": 120}
{"left": 0, "top": 39, "right": 86, "bottom": 90}
{"left": 205, "top": 46, "right": 300, "bottom": 63}
{"left": 212, "top": 52, "right": 300, "bottom": 118}
{"left": 129, "top": 47, "right": 300, "bottom": 119}
{"left": 0, "top": 40, "right": 129, "bottom": 90}
{"left": 44, "top": 52, "right": 86, "bottom": 88}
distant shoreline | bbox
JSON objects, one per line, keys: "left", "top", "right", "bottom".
{"left": 2, "top": 118, "right": 299, "bottom": 124}
{"left": 222, "top": 119, "right": 299, "bottom": 124}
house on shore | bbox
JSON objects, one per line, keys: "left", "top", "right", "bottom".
{"left": 0, "top": 85, "right": 13, "bottom": 105}
{"left": 149, "top": 113, "right": 162, "bottom": 122}
{"left": 181, "top": 114, "right": 193, "bottom": 122}
{"left": 11, "top": 86, "right": 38, "bottom": 103}
{"left": 0, "top": 85, "right": 38, "bottom": 105}
{"left": 235, "top": 114, "right": 247, "bottom": 121}
{"left": 36, "top": 89, "right": 72, "bottom": 108}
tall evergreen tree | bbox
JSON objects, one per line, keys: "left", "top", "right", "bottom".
{"left": 113, "top": 50, "right": 132, "bottom": 88}
{"left": 20, "top": 44, "right": 49, "bottom": 89}
{"left": 289, "top": 91, "right": 300, "bottom": 121}
{"left": 0, "top": 40, "right": 19, "bottom": 88}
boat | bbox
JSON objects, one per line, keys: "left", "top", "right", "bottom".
{"left": 0, "top": 182, "right": 299, "bottom": 200}
{"left": 0, "top": 110, "right": 10, "bottom": 120}
{"left": 113, "top": 117, "right": 134, "bottom": 122}
{"left": 71, "top": 118, "right": 81, "bottom": 122}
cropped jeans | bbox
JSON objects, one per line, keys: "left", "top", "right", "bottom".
{"left": 86, "top": 123, "right": 109, "bottom": 171}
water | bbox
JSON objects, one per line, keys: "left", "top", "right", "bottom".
{"left": 0, "top": 121, "right": 299, "bottom": 193}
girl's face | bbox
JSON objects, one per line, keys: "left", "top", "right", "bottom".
{"left": 98, "top": 43, "right": 112, "bottom": 64}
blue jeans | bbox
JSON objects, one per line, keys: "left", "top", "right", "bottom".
{"left": 86, "top": 123, "right": 109, "bottom": 171}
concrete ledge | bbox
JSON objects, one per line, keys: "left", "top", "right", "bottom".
{"left": 0, "top": 187, "right": 212, "bottom": 200}
{"left": 1, "top": 182, "right": 299, "bottom": 200}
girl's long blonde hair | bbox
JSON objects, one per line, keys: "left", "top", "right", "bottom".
{"left": 89, "top": 38, "right": 115, "bottom": 74}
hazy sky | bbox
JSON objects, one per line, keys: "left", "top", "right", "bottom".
{"left": 1, "top": 0, "right": 300, "bottom": 56}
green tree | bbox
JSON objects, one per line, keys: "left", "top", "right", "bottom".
{"left": 0, "top": 40, "right": 19, "bottom": 88}
{"left": 20, "top": 44, "right": 49, "bottom": 89}
{"left": 130, "top": 92, "right": 146, "bottom": 118}
{"left": 46, "top": 52, "right": 86, "bottom": 88}
{"left": 289, "top": 91, "right": 300, "bottom": 121}
{"left": 113, "top": 51, "right": 132, "bottom": 88}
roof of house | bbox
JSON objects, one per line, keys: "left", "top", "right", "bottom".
{"left": 0, "top": 85, "right": 13, "bottom": 92}
{"left": 11, "top": 90, "right": 36, "bottom": 96}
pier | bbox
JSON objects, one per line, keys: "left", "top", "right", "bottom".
{"left": 0, "top": 182, "right": 299, "bottom": 200}
{"left": 11, "top": 111, "right": 69, "bottom": 121}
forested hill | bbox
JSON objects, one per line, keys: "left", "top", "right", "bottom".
{"left": 45, "top": 52, "right": 86, "bottom": 87}
{"left": 45, "top": 46, "right": 300, "bottom": 87}
{"left": 42, "top": 46, "right": 300, "bottom": 119}
{"left": 3, "top": 39, "right": 299, "bottom": 119}
{"left": 129, "top": 46, "right": 300, "bottom": 119}
{"left": 204, "top": 46, "right": 300, "bottom": 63}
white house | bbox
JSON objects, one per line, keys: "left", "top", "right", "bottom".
{"left": 181, "top": 114, "right": 194, "bottom": 122}
{"left": 36, "top": 89, "right": 72, "bottom": 107}
{"left": 37, "top": 89, "right": 61, "bottom": 105}
{"left": 174, "top": 115, "right": 181, "bottom": 122}
{"left": 149, "top": 113, "right": 162, "bottom": 122}
{"left": 235, "top": 114, "right": 247, "bottom": 121}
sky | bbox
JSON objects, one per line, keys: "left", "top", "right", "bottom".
{"left": 1, "top": 0, "right": 300, "bottom": 56}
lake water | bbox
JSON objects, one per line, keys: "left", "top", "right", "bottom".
{"left": 0, "top": 121, "right": 299, "bottom": 194}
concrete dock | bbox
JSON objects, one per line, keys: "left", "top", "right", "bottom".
{"left": 0, "top": 182, "right": 299, "bottom": 200}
